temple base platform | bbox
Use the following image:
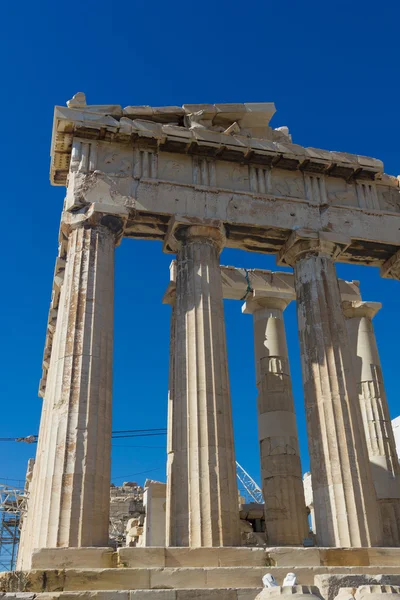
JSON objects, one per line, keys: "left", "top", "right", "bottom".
{"left": 2, "top": 547, "right": 400, "bottom": 600}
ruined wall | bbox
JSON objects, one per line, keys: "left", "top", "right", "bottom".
{"left": 109, "top": 482, "right": 144, "bottom": 546}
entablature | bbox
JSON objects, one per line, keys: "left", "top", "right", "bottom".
{"left": 163, "top": 262, "right": 361, "bottom": 304}
{"left": 51, "top": 95, "right": 400, "bottom": 268}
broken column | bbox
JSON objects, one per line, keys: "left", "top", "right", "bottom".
{"left": 18, "top": 212, "right": 123, "bottom": 568}
{"left": 242, "top": 293, "right": 309, "bottom": 545}
{"left": 279, "top": 230, "right": 382, "bottom": 547}
{"left": 303, "top": 472, "right": 316, "bottom": 534}
{"left": 166, "top": 222, "right": 240, "bottom": 547}
{"left": 142, "top": 480, "right": 167, "bottom": 547}
{"left": 343, "top": 300, "right": 400, "bottom": 546}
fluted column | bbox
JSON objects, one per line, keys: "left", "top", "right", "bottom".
{"left": 165, "top": 284, "right": 177, "bottom": 547}
{"left": 19, "top": 215, "right": 121, "bottom": 567}
{"left": 167, "top": 224, "right": 240, "bottom": 547}
{"left": 344, "top": 300, "right": 400, "bottom": 546}
{"left": 279, "top": 230, "right": 382, "bottom": 547}
{"left": 242, "top": 293, "right": 309, "bottom": 545}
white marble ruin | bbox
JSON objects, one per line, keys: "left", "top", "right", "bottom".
{"left": 15, "top": 94, "right": 400, "bottom": 573}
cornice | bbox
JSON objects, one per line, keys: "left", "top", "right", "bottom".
{"left": 50, "top": 97, "right": 387, "bottom": 187}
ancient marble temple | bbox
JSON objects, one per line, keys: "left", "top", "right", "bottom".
{"left": 11, "top": 95, "right": 400, "bottom": 595}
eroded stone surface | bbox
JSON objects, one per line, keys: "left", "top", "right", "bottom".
{"left": 166, "top": 224, "right": 240, "bottom": 547}
{"left": 243, "top": 294, "right": 308, "bottom": 546}
{"left": 18, "top": 220, "right": 120, "bottom": 569}
{"left": 280, "top": 230, "right": 382, "bottom": 547}
{"left": 344, "top": 301, "right": 400, "bottom": 546}
{"left": 355, "top": 587, "right": 400, "bottom": 600}
{"left": 255, "top": 587, "right": 323, "bottom": 600}
{"left": 315, "top": 576, "right": 400, "bottom": 600}
{"left": 31, "top": 549, "right": 115, "bottom": 570}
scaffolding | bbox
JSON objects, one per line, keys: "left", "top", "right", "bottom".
{"left": 0, "top": 484, "right": 28, "bottom": 571}
{"left": 236, "top": 461, "right": 264, "bottom": 504}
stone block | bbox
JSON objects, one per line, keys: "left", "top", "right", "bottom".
{"left": 319, "top": 552, "right": 369, "bottom": 568}
{"left": 159, "top": 548, "right": 266, "bottom": 568}
{"left": 314, "top": 575, "right": 400, "bottom": 600}
{"left": 332, "top": 588, "right": 355, "bottom": 600}
{"left": 37, "top": 594, "right": 129, "bottom": 600}
{"left": 32, "top": 549, "right": 115, "bottom": 569}
{"left": 265, "top": 549, "right": 321, "bottom": 567}
{"left": 4, "top": 595, "right": 36, "bottom": 600}
{"left": 218, "top": 549, "right": 266, "bottom": 567}
{"left": 165, "top": 550, "right": 219, "bottom": 568}
{"left": 237, "top": 591, "right": 263, "bottom": 600}
{"left": 63, "top": 570, "right": 150, "bottom": 591}
{"left": 149, "top": 568, "right": 207, "bottom": 590}
{"left": 176, "top": 590, "right": 237, "bottom": 600}
{"left": 355, "top": 587, "right": 400, "bottom": 600}
{"left": 254, "top": 587, "right": 323, "bottom": 600}
{"left": 118, "top": 548, "right": 165, "bottom": 568}
{"left": 205, "top": 568, "right": 267, "bottom": 589}
{"left": 367, "top": 550, "right": 400, "bottom": 567}
{"left": 130, "top": 592, "right": 176, "bottom": 600}
{"left": 0, "top": 570, "right": 65, "bottom": 593}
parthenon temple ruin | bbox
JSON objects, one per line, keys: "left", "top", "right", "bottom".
{"left": 3, "top": 94, "right": 400, "bottom": 600}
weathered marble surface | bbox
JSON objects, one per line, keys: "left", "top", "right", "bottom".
{"left": 166, "top": 224, "right": 240, "bottom": 547}
{"left": 344, "top": 301, "right": 400, "bottom": 546}
{"left": 280, "top": 230, "right": 382, "bottom": 548}
{"left": 18, "top": 216, "right": 123, "bottom": 569}
{"left": 243, "top": 294, "right": 308, "bottom": 546}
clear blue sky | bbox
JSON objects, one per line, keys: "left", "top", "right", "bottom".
{"left": 1, "top": 0, "right": 399, "bottom": 490}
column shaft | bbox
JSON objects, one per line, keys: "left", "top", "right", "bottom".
{"left": 243, "top": 295, "right": 308, "bottom": 545}
{"left": 284, "top": 236, "right": 382, "bottom": 547}
{"left": 344, "top": 302, "right": 400, "bottom": 546}
{"left": 20, "top": 222, "right": 117, "bottom": 566}
{"left": 166, "top": 302, "right": 182, "bottom": 546}
{"left": 167, "top": 225, "right": 240, "bottom": 547}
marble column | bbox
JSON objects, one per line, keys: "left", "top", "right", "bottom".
{"left": 279, "top": 230, "right": 382, "bottom": 547}
{"left": 167, "top": 224, "right": 240, "bottom": 547}
{"left": 19, "top": 215, "right": 121, "bottom": 567}
{"left": 165, "top": 284, "right": 177, "bottom": 547}
{"left": 242, "top": 293, "right": 308, "bottom": 545}
{"left": 344, "top": 300, "right": 400, "bottom": 546}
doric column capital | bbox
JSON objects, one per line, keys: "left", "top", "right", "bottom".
{"left": 61, "top": 203, "right": 128, "bottom": 244}
{"left": 177, "top": 224, "right": 226, "bottom": 251}
{"left": 242, "top": 291, "right": 293, "bottom": 314}
{"left": 342, "top": 300, "right": 382, "bottom": 319}
{"left": 278, "top": 229, "right": 351, "bottom": 267}
{"left": 163, "top": 216, "right": 225, "bottom": 254}
{"left": 381, "top": 248, "right": 400, "bottom": 280}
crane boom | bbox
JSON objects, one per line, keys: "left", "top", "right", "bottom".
{"left": 235, "top": 461, "right": 264, "bottom": 504}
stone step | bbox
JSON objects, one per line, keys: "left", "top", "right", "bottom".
{"left": 30, "top": 548, "right": 400, "bottom": 571}
{"left": 34, "top": 590, "right": 264, "bottom": 600}
{"left": 2, "top": 567, "right": 400, "bottom": 593}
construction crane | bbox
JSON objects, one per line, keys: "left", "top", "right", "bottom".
{"left": 235, "top": 461, "right": 264, "bottom": 504}
{"left": 0, "top": 484, "right": 28, "bottom": 571}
